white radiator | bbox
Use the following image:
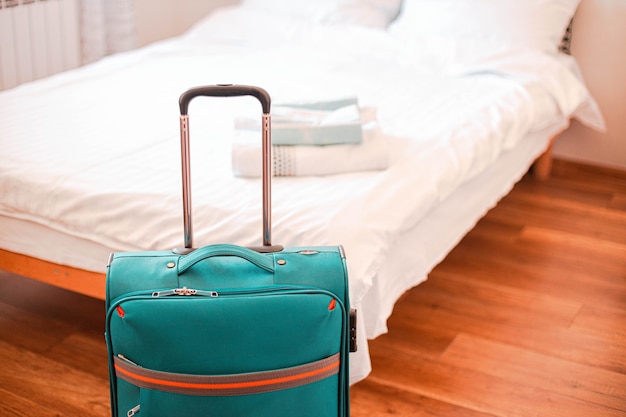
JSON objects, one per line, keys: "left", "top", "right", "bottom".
{"left": 0, "top": 0, "right": 80, "bottom": 91}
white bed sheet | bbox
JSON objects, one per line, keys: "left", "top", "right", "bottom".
{"left": 0, "top": 5, "right": 602, "bottom": 384}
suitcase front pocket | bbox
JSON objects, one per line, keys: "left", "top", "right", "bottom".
{"left": 114, "top": 353, "right": 341, "bottom": 417}
{"left": 107, "top": 288, "right": 348, "bottom": 416}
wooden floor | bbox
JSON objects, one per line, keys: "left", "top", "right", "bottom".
{"left": 1, "top": 159, "right": 625, "bottom": 417}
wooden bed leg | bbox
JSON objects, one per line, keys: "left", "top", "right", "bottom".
{"left": 533, "top": 137, "right": 557, "bottom": 181}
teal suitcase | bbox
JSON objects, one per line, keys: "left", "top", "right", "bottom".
{"left": 105, "top": 85, "right": 355, "bottom": 417}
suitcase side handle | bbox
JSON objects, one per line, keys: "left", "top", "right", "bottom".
{"left": 178, "top": 244, "right": 274, "bottom": 275}
{"left": 177, "top": 84, "right": 280, "bottom": 253}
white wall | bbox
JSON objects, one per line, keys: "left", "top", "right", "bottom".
{"left": 553, "top": 0, "right": 626, "bottom": 170}
{"left": 134, "top": 0, "right": 238, "bottom": 46}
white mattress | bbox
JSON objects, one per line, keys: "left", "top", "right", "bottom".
{"left": 0, "top": 5, "right": 602, "bottom": 384}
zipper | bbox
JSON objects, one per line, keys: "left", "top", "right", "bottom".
{"left": 151, "top": 285, "right": 324, "bottom": 299}
{"left": 152, "top": 287, "right": 218, "bottom": 297}
{"left": 108, "top": 286, "right": 336, "bottom": 325}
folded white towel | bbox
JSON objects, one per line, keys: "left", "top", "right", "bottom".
{"left": 231, "top": 111, "right": 389, "bottom": 177}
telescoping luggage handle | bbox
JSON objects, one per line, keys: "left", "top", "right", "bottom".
{"left": 177, "top": 84, "right": 282, "bottom": 254}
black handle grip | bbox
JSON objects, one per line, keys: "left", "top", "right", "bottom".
{"left": 179, "top": 84, "right": 271, "bottom": 115}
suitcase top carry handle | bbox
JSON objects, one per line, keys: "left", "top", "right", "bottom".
{"left": 178, "top": 244, "right": 274, "bottom": 275}
{"left": 177, "top": 84, "right": 281, "bottom": 254}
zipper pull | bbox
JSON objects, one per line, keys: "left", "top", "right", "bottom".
{"left": 152, "top": 288, "right": 218, "bottom": 297}
{"left": 152, "top": 287, "right": 196, "bottom": 297}
{"left": 175, "top": 286, "right": 197, "bottom": 296}
{"left": 152, "top": 289, "right": 176, "bottom": 297}
{"left": 127, "top": 404, "right": 140, "bottom": 417}
{"left": 117, "top": 354, "right": 140, "bottom": 367}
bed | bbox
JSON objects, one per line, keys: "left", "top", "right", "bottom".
{"left": 0, "top": 0, "right": 604, "bottom": 384}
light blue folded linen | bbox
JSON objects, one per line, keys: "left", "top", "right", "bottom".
{"left": 234, "top": 98, "right": 365, "bottom": 145}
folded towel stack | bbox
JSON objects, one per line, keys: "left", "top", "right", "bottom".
{"left": 232, "top": 98, "right": 389, "bottom": 177}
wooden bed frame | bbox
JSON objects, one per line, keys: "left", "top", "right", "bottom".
{"left": 0, "top": 248, "right": 106, "bottom": 299}
{"left": 0, "top": 136, "right": 561, "bottom": 300}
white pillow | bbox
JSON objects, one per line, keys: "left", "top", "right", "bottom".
{"left": 389, "top": 0, "right": 580, "bottom": 53}
{"left": 241, "top": 0, "right": 402, "bottom": 28}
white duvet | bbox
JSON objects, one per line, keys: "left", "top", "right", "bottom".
{"left": 0, "top": 6, "right": 603, "bottom": 383}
